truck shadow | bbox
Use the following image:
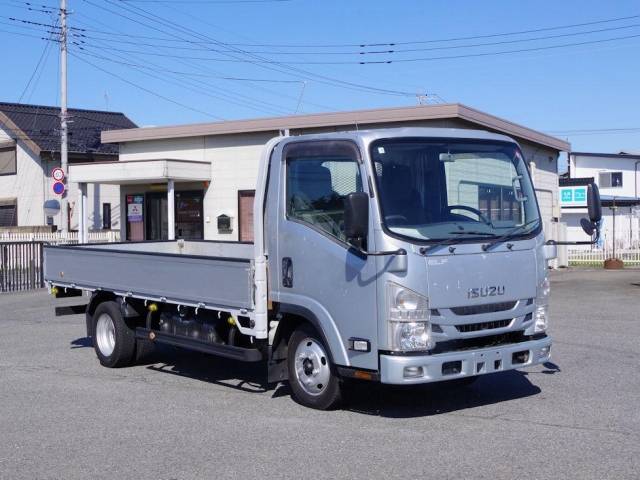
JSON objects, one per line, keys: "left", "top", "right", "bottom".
{"left": 99, "top": 342, "right": 548, "bottom": 416}
{"left": 341, "top": 371, "right": 542, "bottom": 418}
{"left": 142, "top": 345, "right": 268, "bottom": 394}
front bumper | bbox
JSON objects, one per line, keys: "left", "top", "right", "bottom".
{"left": 380, "top": 335, "right": 552, "bottom": 384}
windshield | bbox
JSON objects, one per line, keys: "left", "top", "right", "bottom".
{"left": 370, "top": 138, "right": 541, "bottom": 242}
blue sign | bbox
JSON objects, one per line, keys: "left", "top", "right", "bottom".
{"left": 52, "top": 181, "right": 65, "bottom": 195}
{"left": 559, "top": 186, "right": 587, "bottom": 207}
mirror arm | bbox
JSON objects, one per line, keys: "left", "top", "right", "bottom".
{"left": 546, "top": 224, "right": 601, "bottom": 246}
{"left": 349, "top": 244, "right": 407, "bottom": 257}
{"left": 361, "top": 248, "right": 407, "bottom": 257}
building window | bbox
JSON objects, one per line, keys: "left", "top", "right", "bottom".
{"left": 478, "top": 185, "right": 520, "bottom": 222}
{"left": 599, "top": 171, "right": 623, "bottom": 188}
{"left": 0, "top": 145, "right": 17, "bottom": 176}
{"left": 102, "top": 203, "right": 112, "bottom": 230}
{"left": 0, "top": 199, "right": 17, "bottom": 226}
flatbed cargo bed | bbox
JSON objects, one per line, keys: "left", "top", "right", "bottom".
{"left": 43, "top": 240, "right": 254, "bottom": 311}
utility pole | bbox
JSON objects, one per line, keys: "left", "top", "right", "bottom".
{"left": 60, "top": 0, "right": 69, "bottom": 232}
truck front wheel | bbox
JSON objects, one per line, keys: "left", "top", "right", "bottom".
{"left": 92, "top": 301, "right": 136, "bottom": 368}
{"left": 287, "top": 325, "right": 342, "bottom": 410}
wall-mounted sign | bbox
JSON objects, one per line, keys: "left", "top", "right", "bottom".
{"left": 560, "top": 186, "right": 587, "bottom": 207}
{"left": 52, "top": 181, "right": 66, "bottom": 195}
{"left": 51, "top": 167, "right": 65, "bottom": 182}
{"left": 127, "top": 195, "right": 144, "bottom": 222}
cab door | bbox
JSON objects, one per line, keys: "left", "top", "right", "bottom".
{"left": 274, "top": 140, "right": 379, "bottom": 370}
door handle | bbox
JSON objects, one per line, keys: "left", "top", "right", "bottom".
{"left": 282, "top": 257, "right": 293, "bottom": 288}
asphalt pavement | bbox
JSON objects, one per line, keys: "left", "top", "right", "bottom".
{"left": 0, "top": 268, "right": 639, "bottom": 480}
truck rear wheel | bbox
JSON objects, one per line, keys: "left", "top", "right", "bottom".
{"left": 287, "top": 325, "right": 342, "bottom": 410}
{"left": 92, "top": 301, "right": 136, "bottom": 368}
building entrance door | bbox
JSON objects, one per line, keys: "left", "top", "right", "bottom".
{"left": 175, "top": 191, "right": 204, "bottom": 240}
{"left": 146, "top": 192, "right": 168, "bottom": 240}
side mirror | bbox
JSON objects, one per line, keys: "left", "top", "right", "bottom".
{"left": 344, "top": 192, "right": 369, "bottom": 243}
{"left": 587, "top": 183, "right": 602, "bottom": 223}
{"left": 580, "top": 218, "right": 595, "bottom": 236}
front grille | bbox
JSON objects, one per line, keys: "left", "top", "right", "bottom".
{"left": 431, "top": 331, "right": 527, "bottom": 355}
{"left": 450, "top": 301, "right": 517, "bottom": 316}
{"left": 456, "top": 319, "right": 511, "bottom": 333}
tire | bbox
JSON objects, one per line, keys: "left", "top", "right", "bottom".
{"left": 92, "top": 301, "right": 136, "bottom": 368}
{"left": 287, "top": 324, "right": 342, "bottom": 410}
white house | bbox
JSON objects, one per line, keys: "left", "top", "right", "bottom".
{"left": 67, "top": 104, "right": 569, "bottom": 243}
{"left": 0, "top": 102, "right": 136, "bottom": 232}
{"left": 561, "top": 151, "right": 640, "bottom": 249}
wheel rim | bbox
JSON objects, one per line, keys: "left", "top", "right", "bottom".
{"left": 96, "top": 313, "right": 116, "bottom": 357}
{"left": 293, "top": 337, "right": 330, "bottom": 396}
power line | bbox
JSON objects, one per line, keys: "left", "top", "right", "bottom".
{"left": 68, "top": 31, "right": 640, "bottom": 64}
{"left": 18, "top": 16, "right": 58, "bottom": 101}
{"left": 24, "top": 9, "right": 640, "bottom": 49}
{"left": 71, "top": 47, "right": 294, "bottom": 116}
{"left": 119, "top": 0, "right": 294, "bottom": 3}
{"left": 86, "top": 0, "right": 416, "bottom": 97}
{"left": 229, "top": 13, "right": 640, "bottom": 48}
{"left": 66, "top": 22, "right": 640, "bottom": 56}
{"left": 72, "top": 14, "right": 332, "bottom": 113}
{"left": 548, "top": 127, "right": 640, "bottom": 134}
{"left": 69, "top": 52, "right": 224, "bottom": 119}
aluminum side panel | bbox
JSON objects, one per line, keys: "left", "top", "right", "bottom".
{"left": 44, "top": 247, "right": 253, "bottom": 309}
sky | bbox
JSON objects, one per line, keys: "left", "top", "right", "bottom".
{"left": 1, "top": 0, "right": 640, "bottom": 165}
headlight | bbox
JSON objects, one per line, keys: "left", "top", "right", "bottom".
{"left": 534, "top": 276, "right": 550, "bottom": 333}
{"left": 387, "top": 282, "right": 433, "bottom": 351}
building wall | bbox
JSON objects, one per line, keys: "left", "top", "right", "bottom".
{"left": 570, "top": 154, "right": 640, "bottom": 199}
{"left": 0, "top": 124, "right": 121, "bottom": 230}
{"left": 116, "top": 121, "right": 562, "bottom": 241}
{"left": 0, "top": 125, "right": 47, "bottom": 226}
{"left": 563, "top": 206, "right": 640, "bottom": 250}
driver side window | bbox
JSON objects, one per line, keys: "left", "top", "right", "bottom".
{"left": 286, "top": 150, "right": 362, "bottom": 243}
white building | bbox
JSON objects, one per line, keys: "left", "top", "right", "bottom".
{"left": 67, "top": 104, "right": 569, "bottom": 243}
{"left": 561, "top": 151, "right": 640, "bottom": 249}
{"left": 0, "top": 102, "right": 136, "bottom": 232}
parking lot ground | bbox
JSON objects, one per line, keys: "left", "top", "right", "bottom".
{"left": 0, "top": 268, "right": 639, "bottom": 480}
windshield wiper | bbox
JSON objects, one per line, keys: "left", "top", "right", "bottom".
{"left": 420, "top": 231, "right": 497, "bottom": 254}
{"left": 448, "top": 231, "right": 497, "bottom": 236}
{"left": 482, "top": 219, "right": 541, "bottom": 251}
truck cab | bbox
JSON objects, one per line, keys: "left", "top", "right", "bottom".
{"left": 263, "top": 128, "right": 553, "bottom": 407}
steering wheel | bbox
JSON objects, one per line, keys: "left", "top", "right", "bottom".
{"left": 445, "top": 205, "right": 492, "bottom": 225}
{"left": 384, "top": 214, "right": 409, "bottom": 225}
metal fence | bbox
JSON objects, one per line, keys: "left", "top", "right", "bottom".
{"left": 0, "top": 242, "right": 45, "bottom": 293}
{"left": 0, "top": 231, "right": 120, "bottom": 245}
{"left": 568, "top": 247, "right": 640, "bottom": 267}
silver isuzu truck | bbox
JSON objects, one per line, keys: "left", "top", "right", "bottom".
{"left": 45, "top": 128, "right": 601, "bottom": 409}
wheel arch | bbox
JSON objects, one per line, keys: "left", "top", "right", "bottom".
{"left": 85, "top": 291, "right": 117, "bottom": 338}
{"left": 272, "top": 303, "right": 348, "bottom": 367}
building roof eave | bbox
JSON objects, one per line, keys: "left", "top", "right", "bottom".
{"left": 0, "top": 110, "right": 41, "bottom": 156}
{"left": 101, "top": 103, "right": 570, "bottom": 152}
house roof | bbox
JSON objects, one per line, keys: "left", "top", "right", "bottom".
{"left": 101, "top": 103, "right": 570, "bottom": 152}
{"left": 571, "top": 151, "right": 640, "bottom": 160}
{"left": 0, "top": 102, "right": 137, "bottom": 156}
{"left": 560, "top": 177, "right": 595, "bottom": 187}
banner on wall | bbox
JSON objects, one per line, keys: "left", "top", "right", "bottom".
{"left": 127, "top": 195, "right": 144, "bottom": 222}
{"left": 559, "top": 186, "right": 587, "bottom": 207}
